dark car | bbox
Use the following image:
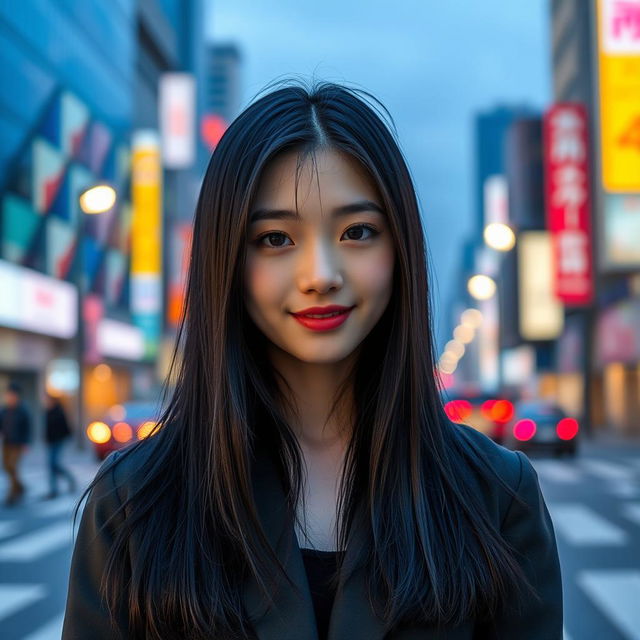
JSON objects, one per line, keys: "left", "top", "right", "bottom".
{"left": 503, "top": 400, "right": 579, "bottom": 457}
{"left": 86, "top": 401, "right": 162, "bottom": 460}
{"left": 442, "top": 392, "right": 515, "bottom": 444}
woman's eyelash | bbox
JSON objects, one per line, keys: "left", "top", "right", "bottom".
{"left": 254, "top": 224, "right": 380, "bottom": 249}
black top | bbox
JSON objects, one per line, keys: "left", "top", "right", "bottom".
{"left": 300, "top": 548, "right": 341, "bottom": 640}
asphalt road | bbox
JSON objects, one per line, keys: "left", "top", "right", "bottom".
{"left": 0, "top": 434, "right": 639, "bottom": 639}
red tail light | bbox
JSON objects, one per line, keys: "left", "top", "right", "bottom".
{"left": 482, "top": 399, "right": 514, "bottom": 423}
{"left": 513, "top": 419, "right": 537, "bottom": 441}
{"left": 556, "top": 418, "right": 579, "bottom": 440}
{"left": 445, "top": 400, "right": 473, "bottom": 423}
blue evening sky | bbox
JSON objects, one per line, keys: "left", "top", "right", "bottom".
{"left": 205, "top": 0, "right": 551, "bottom": 349}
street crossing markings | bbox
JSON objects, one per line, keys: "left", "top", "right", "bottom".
{"left": 531, "top": 460, "right": 581, "bottom": 484}
{"left": 0, "top": 521, "right": 73, "bottom": 561}
{"left": 547, "top": 504, "right": 628, "bottom": 545}
{"left": 608, "top": 481, "right": 639, "bottom": 498}
{"left": 580, "top": 459, "right": 635, "bottom": 483}
{"left": 577, "top": 570, "right": 640, "bottom": 640}
{"left": 22, "top": 612, "right": 65, "bottom": 640}
{"left": 622, "top": 503, "right": 640, "bottom": 527}
{"left": 0, "top": 520, "right": 20, "bottom": 540}
{"left": 34, "top": 495, "right": 78, "bottom": 519}
{"left": 0, "top": 584, "right": 47, "bottom": 621}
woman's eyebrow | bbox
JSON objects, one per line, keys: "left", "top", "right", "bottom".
{"left": 249, "top": 199, "right": 385, "bottom": 224}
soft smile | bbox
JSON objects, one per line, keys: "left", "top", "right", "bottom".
{"left": 290, "top": 305, "right": 356, "bottom": 332}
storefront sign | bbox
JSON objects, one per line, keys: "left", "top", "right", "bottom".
{"left": 597, "top": 0, "right": 640, "bottom": 191}
{"left": 596, "top": 298, "right": 640, "bottom": 365}
{"left": 96, "top": 318, "right": 145, "bottom": 361}
{"left": 543, "top": 104, "right": 594, "bottom": 306}
{"left": 0, "top": 260, "right": 77, "bottom": 338}
{"left": 159, "top": 73, "right": 196, "bottom": 169}
{"left": 131, "top": 130, "right": 162, "bottom": 358}
{"left": 517, "top": 232, "right": 564, "bottom": 341}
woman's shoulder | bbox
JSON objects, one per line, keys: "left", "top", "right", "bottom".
{"left": 92, "top": 436, "right": 161, "bottom": 500}
{"left": 447, "top": 420, "right": 529, "bottom": 515}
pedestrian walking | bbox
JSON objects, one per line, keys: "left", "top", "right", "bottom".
{"left": 41, "top": 393, "right": 76, "bottom": 500}
{"left": 63, "top": 80, "right": 562, "bottom": 639}
{"left": 0, "top": 382, "right": 31, "bottom": 506}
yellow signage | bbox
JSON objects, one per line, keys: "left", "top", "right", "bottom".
{"left": 597, "top": 0, "right": 640, "bottom": 192}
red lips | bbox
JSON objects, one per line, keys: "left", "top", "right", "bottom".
{"left": 292, "top": 305, "right": 354, "bottom": 316}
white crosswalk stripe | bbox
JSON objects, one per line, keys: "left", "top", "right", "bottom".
{"left": 622, "top": 503, "right": 640, "bottom": 526}
{"left": 0, "top": 521, "right": 73, "bottom": 561}
{"left": 22, "top": 612, "right": 65, "bottom": 640}
{"left": 577, "top": 570, "right": 640, "bottom": 640}
{"left": 547, "top": 503, "right": 628, "bottom": 545}
{"left": 34, "top": 495, "right": 79, "bottom": 519}
{"left": 0, "top": 584, "right": 47, "bottom": 621}
{"left": 531, "top": 460, "right": 581, "bottom": 484}
{"left": 580, "top": 459, "right": 636, "bottom": 482}
{"left": 0, "top": 520, "right": 20, "bottom": 540}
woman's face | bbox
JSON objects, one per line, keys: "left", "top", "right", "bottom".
{"left": 244, "top": 147, "right": 395, "bottom": 364}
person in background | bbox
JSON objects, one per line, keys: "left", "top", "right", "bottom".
{"left": 42, "top": 393, "right": 76, "bottom": 500}
{"left": 0, "top": 382, "right": 32, "bottom": 506}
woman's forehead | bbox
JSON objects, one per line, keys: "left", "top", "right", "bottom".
{"left": 253, "top": 148, "right": 380, "bottom": 210}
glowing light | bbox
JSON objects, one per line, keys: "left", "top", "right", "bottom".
{"left": 460, "top": 308, "right": 483, "bottom": 328}
{"left": 137, "top": 421, "right": 157, "bottom": 440}
{"left": 444, "top": 400, "right": 473, "bottom": 423}
{"left": 556, "top": 418, "right": 579, "bottom": 440}
{"left": 108, "top": 404, "right": 126, "bottom": 421}
{"left": 484, "top": 223, "right": 516, "bottom": 251}
{"left": 87, "top": 421, "right": 111, "bottom": 444}
{"left": 513, "top": 419, "right": 537, "bottom": 441}
{"left": 444, "top": 340, "right": 465, "bottom": 358}
{"left": 467, "top": 275, "right": 496, "bottom": 301}
{"left": 453, "top": 324, "right": 475, "bottom": 344}
{"left": 112, "top": 422, "right": 133, "bottom": 443}
{"left": 481, "top": 399, "right": 515, "bottom": 424}
{"left": 93, "top": 364, "right": 112, "bottom": 382}
{"left": 79, "top": 184, "right": 116, "bottom": 214}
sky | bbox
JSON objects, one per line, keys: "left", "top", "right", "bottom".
{"left": 204, "top": 0, "right": 551, "bottom": 350}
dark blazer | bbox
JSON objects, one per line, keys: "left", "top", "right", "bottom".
{"left": 62, "top": 423, "right": 563, "bottom": 639}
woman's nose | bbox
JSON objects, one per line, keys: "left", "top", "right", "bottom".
{"left": 296, "top": 238, "right": 344, "bottom": 294}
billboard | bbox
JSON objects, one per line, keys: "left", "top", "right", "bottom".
{"left": 597, "top": 0, "right": 640, "bottom": 192}
{"left": 517, "top": 232, "right": 564, "bottom": 341}
{"left": 131, "top": 130, "right": 162, "bottom": 359}
{"left": 543, "top": 103, "right": 594, "bottom": 306}
{"left": 159, "top": 73, "right": 196, "bottom": 169}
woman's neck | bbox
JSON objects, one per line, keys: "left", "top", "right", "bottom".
{"left": 267, "top": 344, "right": 356, "bottom": 448}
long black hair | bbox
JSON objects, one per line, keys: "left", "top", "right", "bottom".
{"left": 79, "top": 79, "right": 533, "bottom": 638}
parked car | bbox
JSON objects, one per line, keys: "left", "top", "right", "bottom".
{"left": 86, "top": 401, "right": 162, "bottom": 460}
{"left": 442, "top": 393, "right": 516, "bottom": 444}
{"left": 502, "top": 400, "right": 579, "bottom": 457}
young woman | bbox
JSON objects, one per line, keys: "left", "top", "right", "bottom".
{"left": 63, "top": 81, "right": 563, "bottom": 640}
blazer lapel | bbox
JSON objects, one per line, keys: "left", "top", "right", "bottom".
{"left": 242, "top": 452, "right": 319, "bottom": 640}
{"left": 327, "top": 508, "right": 387, "bottom": 640}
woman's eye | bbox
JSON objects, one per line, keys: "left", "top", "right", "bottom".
{"left": 256, "top": 232, "right": 292, "bottom": 248}
{"left": 342, "top": 224, "right": 379, "bottom": 241}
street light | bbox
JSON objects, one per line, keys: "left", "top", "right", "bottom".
{"left": 483, "top": 223, "right": 516, "bottom": 252}
{"left": 79, "top": 184, "right": 117, "bottom": 214}
{"left": 467, "top": 274, "right": 497, "bottom": 301}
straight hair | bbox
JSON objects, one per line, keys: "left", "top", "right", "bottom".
{"left": 78, "top": 79, "right": 534, "bottom": 639}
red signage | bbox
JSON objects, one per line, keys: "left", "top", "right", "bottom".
{"left": 543, "top": 104, "right": 594, "bottom": 306}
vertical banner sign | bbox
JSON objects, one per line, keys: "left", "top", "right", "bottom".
{"left": 543, "top": 104, "right": 595, "bottom": 306}
{"left": 597, "top": 0, "right": 640, "bottom": 191}
{"left": 131, "top": 130, "right": 162, "bottom": 358}
{"left": 159, "top": 73, "right": 196, "bottom": 169}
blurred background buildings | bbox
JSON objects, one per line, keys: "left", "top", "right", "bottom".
{"left": 444, "top": 0, "right": 640, "bottom": 437}
{"left": 0, "top": 0, "right": 639, "bottom": 447}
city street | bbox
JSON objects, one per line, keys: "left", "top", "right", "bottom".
{"left": 0, "top": 435, "right": 638, "bottom": 639}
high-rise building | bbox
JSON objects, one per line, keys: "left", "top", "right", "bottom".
{"left": 204, "top": 43, "right": 242, "bottom": 126}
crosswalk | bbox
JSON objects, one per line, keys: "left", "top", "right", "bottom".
{"left": 0, "top": 452, "right": 639, "bottom": 638}
{"left": 0, "top": 452, "right": 96, "bottom": 640}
